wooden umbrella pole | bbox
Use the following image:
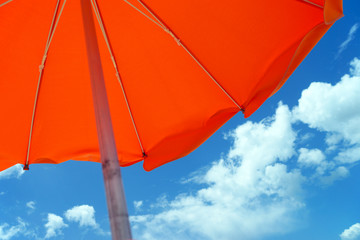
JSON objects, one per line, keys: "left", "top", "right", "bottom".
{"left": 81, "top": 0, "right": 132, "bottom": 239}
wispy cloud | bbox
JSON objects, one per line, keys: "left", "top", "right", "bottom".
{"left": 134, "top": 200, "right": 143, "bottom": 212}
{"left": 26, "top": 201, "right": 36, "bottom": 210}
{"left": 0, "top": 164, "right": 24, "bottom": 180}
{"left": 0, "top": 218, "right": 27, "bottom": 240}
{"left": 337, "top": 23, "right": 359, "bottom": 58}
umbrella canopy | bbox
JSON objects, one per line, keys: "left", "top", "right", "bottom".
{"left": 0, "top": 0, "right": 343, "bottom": 172}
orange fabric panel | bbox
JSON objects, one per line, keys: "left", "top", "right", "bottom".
{"left": 0, "top": 0, "right": 343, "bottom": 171}
{"left": 138, "top": 0, "right": 340, "bottom": 119}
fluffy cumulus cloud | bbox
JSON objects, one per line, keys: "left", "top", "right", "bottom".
{"left": 44, "top": 214, "right": 68, "bottom": 239}
{"left": 298, "top": 148, "right": 326, "bottom": 167}
{"left": 340, "top": 223, "right": 360, "bottom": 240}
{"left": 131, "top": 104, "right": 305, "bottom": 240}
{"left": 131, "top": 57, "right": 360, "bottom": 240}
{"left": 0, "top": 218, "right": 27, "bottom": 240}
{"left": 293, "top": 58, "right": 360, "bottom": 166}
{"left": 0, "top": 164, "right": 24, "bottom": 180}
{"left": 296, "top": 148, "right": 347, "bottom": 184}
{"left": 64, "top": 205, "right": 98, "bottom": 228}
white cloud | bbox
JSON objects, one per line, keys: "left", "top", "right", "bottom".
{"left": 297, "top": 148, "right": 334, "bottom": 177}
{"left": 337, "top": 23, "right": 359, "bottom": 57}
{"left": 0, "top": 164, "right": 25, "bottom": 180}
{"left": 26, "top": 201, "right": 36, "bottom": 210}
{"left": 44, "top": 214, "right": 68, "bottom": 239}
{"left": 320, "top": 166, "right": 349, "bottom": 185}
{"left": 350, "top": 58, "right": 360, "bottom": 76}
{"left": 64, "top": 205, "right": 109, "bottom": 236}
{"left": 149, "top": 195, "right": 170, "bottom": 209}
{"left": 64, "top": 205, "right": 98, "bottom": 228}
{"left": 298, "top": 148, "right": 325, "bottom": 167}
{"left": 0, "top": 218, "right": 27, "bottom": 240}
{"left": 228, "top": 103, "right": 296, "bottom": 163}
{"left": 298, "top": 132, "right": 314, "bottom": 143}
{"left": 134, "top": 201, "right": 143, "bottom": 212}
{"left": 293, "top": 57, "right": 360, "bottom": 164}
{"left": 297, "top": 148, "right": 350, "bottom": 185}
{"left": 340, "top": 223, "right": 360, "bottom": 240}
{"left": 131, "top": 104, "right": 305, "bottom": 240}
{"left": 335, "top": 146, "right": 360, "bottom": 164}
{"left": 130, "top": 215, "right": 152, "bottom": 223}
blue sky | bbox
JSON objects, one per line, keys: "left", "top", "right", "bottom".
{"left": 1, "top": 1, "right": 360, "bottom": 240}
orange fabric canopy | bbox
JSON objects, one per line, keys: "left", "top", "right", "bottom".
{"left": 0, "top": 0, "right": 343, "bottom": 171}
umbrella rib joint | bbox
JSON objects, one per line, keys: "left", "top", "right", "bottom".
{"left": 24, "top": 0, "right": 67, "bottom": 170}
{"left": 122, "top": 0, "right": 244, "bottom": 112}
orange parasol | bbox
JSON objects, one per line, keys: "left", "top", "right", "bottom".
{"left": 0, "top": 0, "right": 343, "bottom": 239}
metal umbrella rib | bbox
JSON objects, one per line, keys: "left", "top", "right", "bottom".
{"left": 25, "top": 0, "right": 66, "bottom": 170}
{"left": 91, "top": 0, "right": 146, "bottom": 157}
